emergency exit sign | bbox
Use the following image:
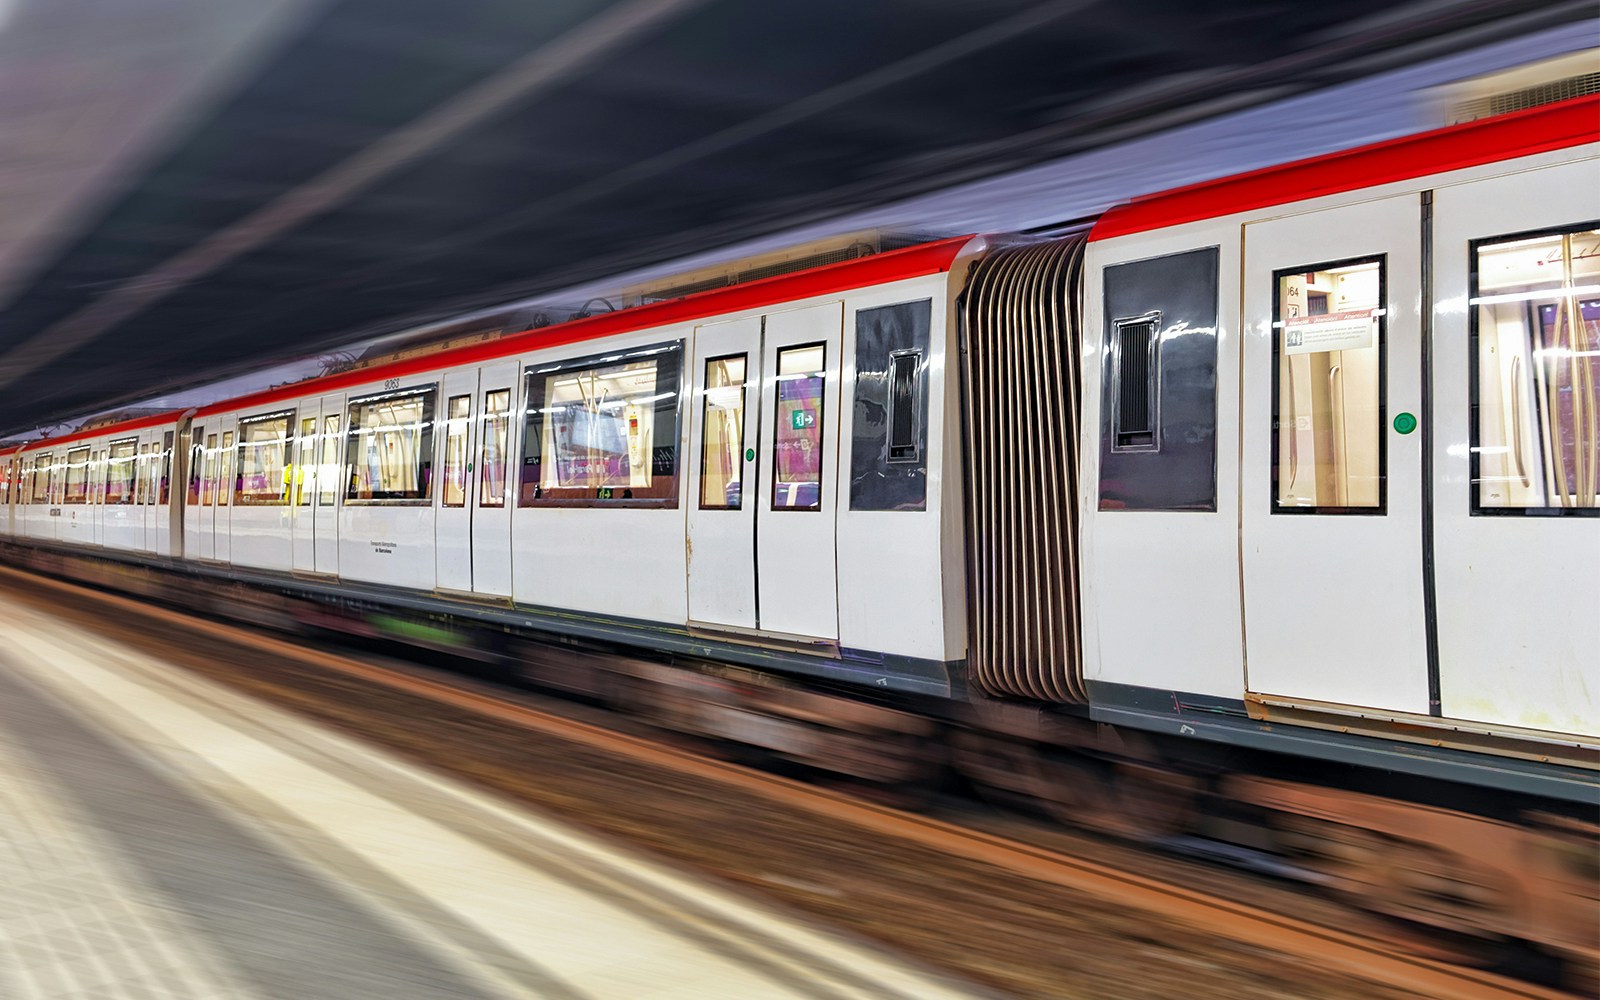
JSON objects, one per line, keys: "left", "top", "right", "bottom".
{"left": 791, "top": 410, "right": 816, "bottom": 430}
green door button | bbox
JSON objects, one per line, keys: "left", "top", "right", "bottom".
{"left": 1393, "top": 412, "right": 1418, "bottom": 435}
{"left": 744, "top": 448, "right": 755, "bottom": 462}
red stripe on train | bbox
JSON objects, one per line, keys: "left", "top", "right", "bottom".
{"left": 1089, "top": 94, "right": 1600, "bottom": 242}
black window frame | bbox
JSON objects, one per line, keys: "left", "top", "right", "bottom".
{"left": 1467, "top": 219, "right": 1600, "bottom": 518}
{"left": 1269, "top": 253, "right": 1389, "bottom": 517}
{"left": 518, "top": 340, "right": 684, "bottom": 509}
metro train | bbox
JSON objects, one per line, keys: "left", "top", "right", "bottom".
{"left": 3, "top": 93, "right": 1597, "bottom": 973}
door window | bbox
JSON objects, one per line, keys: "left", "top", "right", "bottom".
{"left": 297, "top": 417, "right": 318, "bottom": 506}
{"left": 772, "top": 344, "right": 826, "bottom": 511}
{"left": 319, "top": 415, "right": 341, "bottom": 506}
{"left": 219, "top": 432, "right": 235, "bottom": 506}
{"left": 1471, "top": 224, "right": 1600, "bottom": 514}
{"left": 1272, "top": 257, "right": 1386, "bottom": 513}
{"left": 480, "top": 389, "right": 510, "bottom": 507}
{"left": 443, "top": 394, "right": 471, "bottom": 507}
{"left": 699, "top": 355, "right": 747, "bottom": 510}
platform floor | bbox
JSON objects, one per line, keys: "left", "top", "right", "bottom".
{"left": 0, "top": 593, "right": 986, "bottom": 1000}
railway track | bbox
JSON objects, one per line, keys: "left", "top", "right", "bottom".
{"left": 0, "top": 564, "right": 1579, "bottom": 1000}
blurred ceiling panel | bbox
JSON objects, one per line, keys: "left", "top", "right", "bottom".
{"left": 0, "top": 0, "right": 1590, "bottom": 433}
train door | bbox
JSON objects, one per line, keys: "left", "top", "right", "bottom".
{"left": 314, "top": 395, "right": 343, "bottom": 576}
{"left": 191, "top": 427, "right": 214, "bottom": 560}
{"left": 141, "top": 433, "right": 160, "bottom": 551}
{"left": 1241, "top": 195, "right": 1429, "bottom": 713}
{"left": 88, "top": 449, "right": 104, "bottom": 545}
{"left": 292, "top": 411, "right": 319, "bottom": 571}
{"left": 1431, "top": 162, "right": 1599, "bottom": 736}
{"left": 471, "top": 362, "right": 516, "bottom": 597}
{"left": 436, "top": 368, "right": 477, "bottom": 592}
{"left": 687, "top": 317, "right": 761, "bottom": 628}
{"left": 213, "top": 419, "right": 236, "bottom": 563}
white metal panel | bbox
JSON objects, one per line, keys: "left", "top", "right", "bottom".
{"left": 471, "top": 362, "right": 517, "bottom": 597}
{"left": 436, "top": 368, "right": 477, "bottom": 592}
{"left": 1080, "top": 224, "right": 1246, "bottom": 697}
{"left": 339, "top": 506, "right": 437, "bottom": 589}
{"left": 686, "top": 317, "right": 760, "bottom": 629}
{"left": 834, "top": 276, "right": 955, "bottom": 661}
{"left": 755, "top": 302, "right": 842, "bottom": 640}
{"left": 1241, "top": 194, "right": 1429, "bottom": 713}
{"left": 1432, "top": 156, "right": 1600, "bottom": 738}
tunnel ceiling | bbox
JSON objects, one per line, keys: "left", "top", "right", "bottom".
{"left": 0, "top": 0, "right": 1590, "bottom": 435}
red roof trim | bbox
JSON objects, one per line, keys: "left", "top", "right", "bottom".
{"left": 194, "top": 236, "right": 973, "bottom": 419}
{"left": 14, "top": 411, "right": 185, "bottom": 453}
{"left": 1089, "top": 95, "right": 1600, "bottom": 242}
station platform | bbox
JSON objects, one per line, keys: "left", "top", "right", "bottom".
{"left": 0, "top": 593, "right": 985, "bottom": 1000}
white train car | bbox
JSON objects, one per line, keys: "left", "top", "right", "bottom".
{"left": 3, "top": 95, "right": 1595, "bottom": 762}
{"left": 4, "top": 415, "right": 181, "bottom": 558}
{"left": 1077, "top": 93, "right": 1599, "bottom": 754}
{"left": 159, "top": 239, "right": 970, "bottom": 691}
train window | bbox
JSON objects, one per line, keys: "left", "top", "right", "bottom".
{"left": 1470, "top": 223, "right": 1600, "bottom": 515}
{"left": 319, "top": 415, "right": 340, "bottom": 506}
{"left": 851, "top": 300, "right": 931, "bottom": 512}
{"left": 480, "top": 389, "right": 510, "bottom": 508}
{"left": 201, "top": 434, "right": 219, "bottom": 506}
{"left": 699, "top": 354, "right": 746, "bottom": 510}
{"left": 31, "top": 455, "right": 50, "bottom": 504}
{"left": 442, "top": 394, "right": 471, "bottom": 507}
{"left": 160, "top": 431, "right": 173, "bottom": 506}
{"left": 64, "top": 447, "right": 90, "bottom": 504}
{"left": 1272, "top": 257, "right": 1386, "bottom": 514}
{"left": 188, "top": 429, "right": 204, "bottom": 506}
{"left": 107, "top": 438, "right": 138, "bottom": 505}
{"left": 237, "top": 412, "right": 293, "bottom": 506}
{"left": 296, "top": 417, "right": 317, "bottom": 506}
{"left": 346, "top": 387, "right": 436, "bottom": 502}
{"left": 519, "top": 341, "right": 682, "bottom": 507}
{"left": 773, "top": 343, "right": 826, "bottom": 511}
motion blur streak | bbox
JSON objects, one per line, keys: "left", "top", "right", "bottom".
{"left": 0, "top": 0, "right": 711, "bottom": 393}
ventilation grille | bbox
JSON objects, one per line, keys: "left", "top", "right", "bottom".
{"left": 1449, "top": 72, "right": 1600, "bottom": 124}
{"left": 959, "top": 235, "right": 1087, "bottom": 703}
{"left": 1114, "top": 317, "right": 1158, "bottom": 450}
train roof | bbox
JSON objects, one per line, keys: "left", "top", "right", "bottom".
{"left": 11, "top": 410, "right": 187, "bottom": 453}
{"left": 1089, "top": 93, "right": 1599, "bottom": 242}
{"left": 188, "top": 235, "right": 974, "bottom": 420}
